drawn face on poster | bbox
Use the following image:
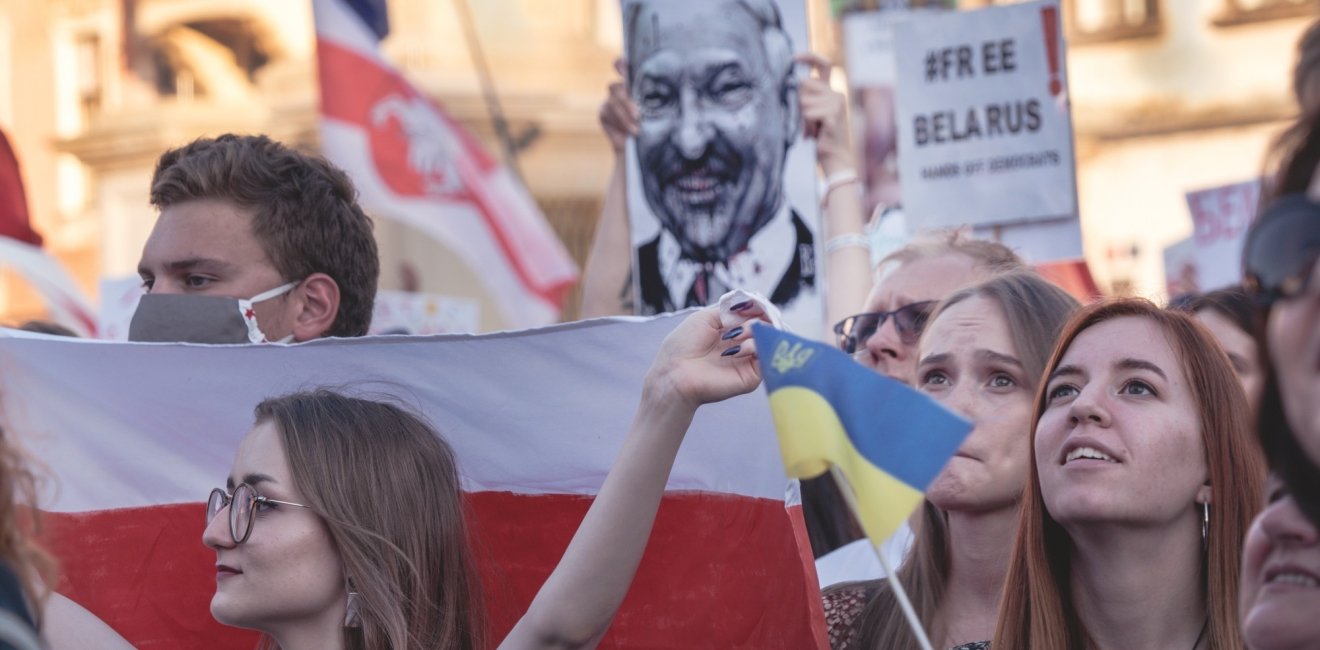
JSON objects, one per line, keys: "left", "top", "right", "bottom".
{"left": 622, "top": 0, "right": 821, "bottom": 335}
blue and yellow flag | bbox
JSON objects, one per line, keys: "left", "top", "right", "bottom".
{"left": 752, "top": 325, "right": 972, "bottom": 544}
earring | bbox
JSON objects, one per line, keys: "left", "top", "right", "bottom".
{"left": 1201, "top": 502, "right": 1210, "bottom": 549}
{"left": 344, "top": 589, "right": 362, "bottom": 628}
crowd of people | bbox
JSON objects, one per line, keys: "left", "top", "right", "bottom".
{"left": 0, "top": 7, "right": 1316, "bottom": 650}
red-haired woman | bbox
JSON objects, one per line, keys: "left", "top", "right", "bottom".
{"left": 992, "top": 300, "right": 1264, "bottom": 649}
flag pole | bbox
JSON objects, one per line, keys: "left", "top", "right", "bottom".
{"left": 827, "top": 465, "right": 935, "bottom": 650}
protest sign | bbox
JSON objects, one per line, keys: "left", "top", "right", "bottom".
{"left": 843, "top": 6, "right": 951, "bottom": 220}
{"left": 369, "top": 290, "right": 479, "bottom": 335}
{"left": 893, "top": 0, "right": 1077, "bottom": 230}
{"left": 1164, "top": 236, "right": 1198, "bottom": 297}
{"left": 1185, "top": 179, "right": 1259, "bottom": 291}
{"left": 620, "top": 0, "right": 823, "bottom": 338}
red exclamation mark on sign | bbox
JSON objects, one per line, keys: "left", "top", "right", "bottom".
{"left": 1041, "top": 5, "right": 1062, "bottom": 97}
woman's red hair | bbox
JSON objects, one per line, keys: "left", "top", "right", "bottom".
{"left": 991, "top": 299, "right": 1264, "bottom": 649}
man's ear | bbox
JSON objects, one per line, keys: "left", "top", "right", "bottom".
{"left": 783, "top": 73, "right": 802, "bottom": 146}
{"left": 290, "top": 272, "right": 341, "bottom": 341}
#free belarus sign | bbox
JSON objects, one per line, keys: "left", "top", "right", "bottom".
{"left": 894, "top": 0, "right": 1077, "bottom": 230}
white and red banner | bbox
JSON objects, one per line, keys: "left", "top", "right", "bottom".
{"left": 0, "top": 128, "right": 97, "bottom": 336}
{"left": 313, "top": 0, "right": 579, "bottom": 329}
{"left": 8, "top": 314, "right": 826, "bottom": 648}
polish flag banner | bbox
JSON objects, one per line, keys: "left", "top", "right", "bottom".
{"left": 313, "top": 0, "right": 579, "bottom": 329}
{"left": 10, "top": 314, "right": 827, "bottom": 648}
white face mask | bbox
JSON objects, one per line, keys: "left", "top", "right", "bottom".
{"left": 129, "top": 281, "right": 301, "bottom": 344}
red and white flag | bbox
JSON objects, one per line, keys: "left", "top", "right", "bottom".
{"left": 13, "top": 314, "right": 827, "bottom": 648}
{"left": 313, "top": 0, "right": 579, "bottom": 329}
{"left": 0, "top": 129, "right": 96, "bottom": 336}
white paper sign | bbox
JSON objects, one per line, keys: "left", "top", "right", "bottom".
{"left": 1164, "top": 236, "right": 1198, "bottom": 297}
{"left": 893, "top": 0, "right": 1077, "bottom": 230}
{"left": 843, "top": 7, "right": 948, "bottom": 219}
{"left": 369, "top": 290, "right": 479, "bottom": 335}
{"left": 1185, "top": 179, "right": 1259, "bottom": 291}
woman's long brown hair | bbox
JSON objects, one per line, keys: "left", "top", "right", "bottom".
{"left": 852, "top": 271, "right": 1079, "bottom": 648}
{"left": 0, "top": 425, "right": 54, "bottom": 627}
{"left": 991, "top": 299, "right": 1264, "bottom": 649}
{"left": 255, "top": 390, "right": 487, "bottom": 650}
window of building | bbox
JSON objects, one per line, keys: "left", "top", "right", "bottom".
{"left": 1216, "top": 0, "right": 1316, "bottom": 26}
{"left": 74, "top": 33, "right": 101, "bottom": 118}
{"left": 968, "top": 0, "right": 1162, "bottom": 44}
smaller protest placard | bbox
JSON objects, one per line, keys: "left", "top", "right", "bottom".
{"left": 1163, "top": 237, "right": 1198, "bottom": 297}
{"left": 370, "top": 290, "right": 479, "bottom": 335}
{"left": 1184, "top": 179, "right": 1259, "bottom": 291}
{"left": 893, "top": 0, "right": 1077, "bottom": 230}
{"left": 844, "top": 10, "right": 917, "bottom": 218}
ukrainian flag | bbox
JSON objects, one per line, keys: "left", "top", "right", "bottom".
{"left": 752, "top": 325, "right": 971, "bottom": 543}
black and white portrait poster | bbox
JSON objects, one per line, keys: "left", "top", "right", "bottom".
{"left": 620, "top": 0, "right": 822, "bottom": 337}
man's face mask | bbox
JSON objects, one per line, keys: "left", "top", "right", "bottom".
{"left": 128, "top": 281, "right": 300, "bottom": 344}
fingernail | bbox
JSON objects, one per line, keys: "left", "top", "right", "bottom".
{"left": 721, "top": 345, "right": 741, "bottom": 357}
{"left": 721, "top": 326, "right": 743, "bottom": 341}
{"left": 731, "top": 300, "right": 753, "bottom": 312}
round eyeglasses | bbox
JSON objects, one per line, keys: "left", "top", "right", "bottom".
{"left": 206, "top": 483, "right": 311, "bottom": 544}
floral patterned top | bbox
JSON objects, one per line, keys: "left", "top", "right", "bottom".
{"left": 820, "top": 580, "right": 990, "bottom": 650}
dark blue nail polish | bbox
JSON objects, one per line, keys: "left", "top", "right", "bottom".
{"left": 731, "top": 300, "right": 753, "bottom": 312}
{"left": 722, "top": 326, "right": 743, "bottom": 341}
{"left": 721, "top": 345, "right": 741, "bottom": 357}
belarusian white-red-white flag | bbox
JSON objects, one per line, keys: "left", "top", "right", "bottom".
{"left": 0, "top": 128, "right": 96, "bottom": 336}
{"left": 14, "top": 314, "right": 827, "bottom": 648}
{"left": 313, "top": 0, "right": 579, "bottom": 329}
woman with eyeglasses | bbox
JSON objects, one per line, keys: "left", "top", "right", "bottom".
{"left": 64, "top": 301, "right": 770, "bottom": 650}
{"left": 823, "top": 271, "right": 1078, "bottom": 649}
{"left": 992, "top": 300, "right": 1263, "bottom": 650}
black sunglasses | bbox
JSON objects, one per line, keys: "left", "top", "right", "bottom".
{"left": 1243, "top": 193, "right": 1320, "bottom": 309}
{"left": 832, "top": 300, "right": 937, "bottom": 354}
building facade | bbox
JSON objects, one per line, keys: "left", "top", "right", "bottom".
{"left": 0, "top": 0, "right": 1313, "bottom": 329}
